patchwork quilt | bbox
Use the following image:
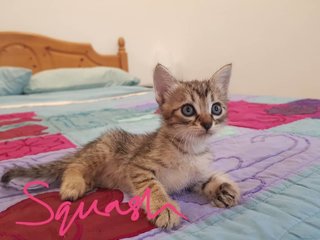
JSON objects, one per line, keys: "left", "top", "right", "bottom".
{"left": 0, "top": 86, "right": 319, "bottom": 240}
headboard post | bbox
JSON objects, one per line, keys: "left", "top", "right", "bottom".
{"left": 118, "top": 37, "right": 128, "bottom": 72}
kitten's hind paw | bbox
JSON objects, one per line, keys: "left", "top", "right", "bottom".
{"left": 151, "top": 200, "right": 181, "bottom": 230}
{"left": 1, "top": 171, "right": 11, "bottom": 184}
{"left": 60, "top": 177, "right": 87, "bottom": 201}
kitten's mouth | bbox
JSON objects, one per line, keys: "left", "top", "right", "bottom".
{"left": 205, "top": 131, "right": 214, "bottom": 136}
{"left": 197, "top": 129, "right": 214, "bottom": 137}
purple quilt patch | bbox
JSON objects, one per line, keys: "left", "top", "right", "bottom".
{"left": 267, "top": 99, "right": 320, "bottom": 116}
{"left": 173, "top": 132, "right": 320, "bottom": 222}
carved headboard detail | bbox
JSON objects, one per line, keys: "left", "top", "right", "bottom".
{"left": 0, "top": 32, "right": 128, "bottom": 73}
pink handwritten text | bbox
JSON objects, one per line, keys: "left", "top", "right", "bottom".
{"left": 16, "top": 181, "right": 188, "bottom": 236}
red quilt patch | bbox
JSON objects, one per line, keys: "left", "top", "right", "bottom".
{"left": 0, "top": 189, "right": 155, "bottom": 240}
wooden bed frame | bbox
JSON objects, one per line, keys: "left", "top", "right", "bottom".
{"left": 0, "top": 32, "right": 128, "bottom": 73}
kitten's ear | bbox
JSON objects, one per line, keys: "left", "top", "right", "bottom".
{"left": 153, "top": 63, "right": 178, "bottom": 105}
{"left": 210, "top": 64, "right": 232, "bottom": 96}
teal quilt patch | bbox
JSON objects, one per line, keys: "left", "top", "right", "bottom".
{"left": 268, "top": 118, "right": 320, "bottom": 137}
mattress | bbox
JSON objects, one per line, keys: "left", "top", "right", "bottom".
{"left": 0, "top": 86, "right": 319, "bottom": 240}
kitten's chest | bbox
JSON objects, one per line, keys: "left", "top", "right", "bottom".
{"left": 157, "top": 152, "right": 212, "bottom": 193}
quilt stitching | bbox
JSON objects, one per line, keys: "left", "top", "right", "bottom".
{"left": 168, "top": 164, "right": 320, "bottom": 239}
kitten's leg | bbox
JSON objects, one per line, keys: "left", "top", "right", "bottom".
{"left": 60, "top": 163, "right": 94, "bottom": 201}
{"left": 193, "top": 173, "right": 240, "bottom": 208}
{"left": 129, "top": 164, "right": 181, "bottom": 229}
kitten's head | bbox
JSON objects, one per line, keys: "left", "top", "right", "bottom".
{"left": 153, "top": 63, "right": 231, "bottom": 140}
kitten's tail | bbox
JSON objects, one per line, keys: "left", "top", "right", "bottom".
{"left": 1, "top": 158, "right": 71, "bottom": 184}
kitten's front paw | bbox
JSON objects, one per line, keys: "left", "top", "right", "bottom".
{"left": 60, "top": 177, "right": 86, "bottom": 201}
{"left": 152, "top": 200, "right": 181, "bottom": 229}
{"left": 212, "top": 182, "right": 240, "bottom": 208}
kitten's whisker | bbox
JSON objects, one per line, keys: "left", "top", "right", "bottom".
{"left": 167, "top": 128, "right": 189, "bottom": 153}
{"left": 169, "top": 129, "right": 184, "bottom": 145}
{"left": 177, "top": 132, "right": 185, "bottom": 153}
{"left": 187, "top": 132, "right": 196, "bottom": 155}
{"left": 184, "top": 133, "right": 190, "bottom": 154}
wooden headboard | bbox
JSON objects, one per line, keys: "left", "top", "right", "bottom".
{"left": 0, "top": 32, "right": 128, "bottom": 73}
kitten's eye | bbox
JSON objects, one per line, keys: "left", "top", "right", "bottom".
{"left": 181, "top": 104, "right": 196, "bottom": 117}
{"left": 211, "top": 103, "right": 222, "bottom": 116}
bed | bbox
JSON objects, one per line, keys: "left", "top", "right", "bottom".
{"left": 0, "top": 32, "right": 319, "bottom": 240}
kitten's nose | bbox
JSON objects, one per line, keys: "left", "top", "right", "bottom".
{"left": 201, "top": 122, "right": 212, "bottom": 131}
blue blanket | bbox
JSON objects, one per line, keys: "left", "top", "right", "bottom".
{"left": 0, "top": 86, "right": 319, "bottom": 239}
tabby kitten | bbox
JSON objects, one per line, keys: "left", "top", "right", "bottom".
{"left": 1, "top": 64, "right": 240, "bottom": 229}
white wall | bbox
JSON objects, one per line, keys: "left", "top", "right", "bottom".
{"left": 1, "top": 0, "right": 320, "bottom": 98}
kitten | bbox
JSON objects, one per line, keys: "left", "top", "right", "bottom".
{"left": 1, "top": 64, "right": 240, "bottom": 229}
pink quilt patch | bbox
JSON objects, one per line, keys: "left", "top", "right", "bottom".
{"left": 228, "top": 100, "right": 320, "bottom": 129}
{"left": 0, "top": 125, "right": 48, "bottom": 140}
{"left": 0, "top": 112, "right": 76, "bottom": 161}
{"left": 0, "top": 134, "right": 76, "bottom": 161}
{"left": 0, "top": 112, "right": 41, "bottom": 127}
